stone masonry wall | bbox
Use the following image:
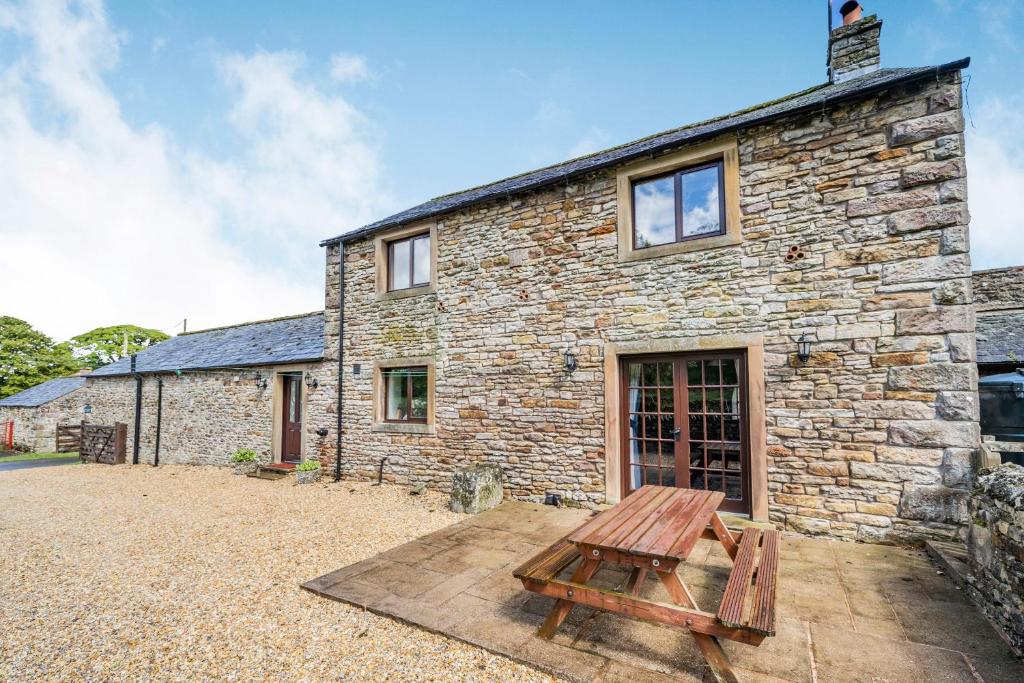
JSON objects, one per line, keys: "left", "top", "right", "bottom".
{"left": 967, "top": 464, "right": 1024, "bottom": 654}
{"left": 331, "top": 71, "right": 975, "bottom": 542}
{"left": 973, "top": 266, "right": 1024, "bottom": 312}
{"left": 0, "top": 391, "right": 87, "bottom": 452}
{"left": 83, "top": 364, "right": 332, "bottom": 467}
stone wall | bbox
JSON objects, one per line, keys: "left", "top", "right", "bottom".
{"left": 330, "top": 70, "right": 976, "bottom": 542}
{"left": 0, "top": 391, "right": 87, "bottom": 452}
{"left": 973, "top": 266, "right": 1024, "bottom": 312}
{"left": 967, "top": 464, "right": 1024, "bottom": 654}
{"left": 82, "top": 364, "right": 332, "bottom": 467}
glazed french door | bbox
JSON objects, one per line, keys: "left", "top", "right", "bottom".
{"left": 621, "top": 352, "right": 750, "bottom": 514}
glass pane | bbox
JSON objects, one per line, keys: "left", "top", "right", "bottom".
{"left": 385, "top": 369, "right": 408, "bottom": 420}
{"left": 724, "top": 443, "right": 742, "bottom": 471}
{"left": 707, "top": 471, "right": 723, "bottom": 493}
{"left": 410, "top": 369, "right": 428, "bottom": 418}
{"left": 643, "top": 363, "right": 658, "bottom": 386}
{"left": 633, "top": 175, "right": 676, "bottom": 248}
{"left": 690, "top": 441, "right": 707, "bottom": 468}
{"left": 390, "top": 239, "right": 411, "bottom": 290}
{"left": 706, "top": 414, "right": 723, "bottom": 442}
{"left": 645, "top": 466, "right": 661, "bottom": 486}
{"left": 725, "top": 475, "right": 742, "bottom": 500}
{"left": 690, "top": 470, "right": 706, "bottom": 489}
{"left": 688, "top": 388, "right": 703, "bottom": 413}
{"left": 289, "top": 380, "right": 298, "bottom": 421}
{"left": 628, "top": 414, "right": 641, "bottom": 439}
{"left": 707, "top": 448, "right": 724, "bottom": 471}
{"left": 687, "top": 360, "right": 702, "bottom": 386}
{"left": 721, "top": 359, "right": 739, "bottom": 385}
{"left": 658, "top": 363, "right": 673, "bottom": 386}
{"left": 629, "top": 440, "right": 642, "bottom": 464}
{"left": 643, "top": 415, "right": 659, "bottom": 438}
{"left": 660, "top": 389, "right": 674, "bottom": 413}
{"left": 706, "top": 387, "right": 722, "bottom": 412}
{"left": 628, "top": 363, "right": 642, "bottom": 386}
{"left": 681, "top": 165, "right": 721, "bottom": 237}
{"left": 643, "top": 389, "right": 658, "bottom": 412}
{"left": 628, "top": 389, "right": 641, "bottom": 413}
{"left": 631, "top": 465, "right": 642, "bottom": 489}
{"left": 689, "top": 413, "right": 704, "bottom": 441}
{"left": 643, "top": 441, "right": 660, "bottom": 465}
{"left": 660, "top": 415, "right": 675, "bottom": 440}
{"left": 723, "top": 386, "right": 740, "bottom": 414}
{"left": 412, "top": 235, "right": 431, "bottom": 285}
{"left": 704, "top": 360, "right": 721, "bottom": 386}
{"left": 662, "top": 468, "right": 676, "bottom": 488}
{"left": 724, "top": 415, "right": 741, "bottom": 442}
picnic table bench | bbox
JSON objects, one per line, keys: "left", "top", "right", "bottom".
{"left": 514, "top": 485, "right": 780, "bottom": 683}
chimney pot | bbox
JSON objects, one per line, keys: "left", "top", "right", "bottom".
{"left": 840, "top": 2, "right": 863, "bottom": 26}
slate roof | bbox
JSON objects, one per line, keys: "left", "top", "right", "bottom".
{"left": 977, "top": 311, "right": 1024, "bottom": 365}
{"left": 89, "top": 312, "right": 324, "bottom": 377}
{"left": 0, "top": 376, "right": 86, "bottom": 408}
{"left": 321, "top": 59, "right": 970, "bottom": 247}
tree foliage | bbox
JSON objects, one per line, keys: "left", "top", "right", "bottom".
{"left": 68, "top": 324, "right": 170, "bottom": 370}
{"left": 0, "top": 316, "right": 81, "bottom": 399}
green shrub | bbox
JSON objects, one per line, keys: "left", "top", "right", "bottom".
{"left": 296, "top": 459, "right": 321, "bottom": 472}
{"left": 230, "top": 448, "right": 257, "bottom": 463}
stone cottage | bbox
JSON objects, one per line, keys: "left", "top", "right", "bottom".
{"left": 82, "top": 312, "right": 333, "bottom": 467}
{"left": 318, "top": 10, "right": 977, "bottom": 543}
{"left": 0, "top": 375, "right": 87, "bottom": 452}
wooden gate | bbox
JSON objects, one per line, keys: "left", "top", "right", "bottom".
{"left": 56, "top": 423, "right": 83, "bottom": 453}
{"left": 80, "top": 423, "right": 127, "bottom": 464}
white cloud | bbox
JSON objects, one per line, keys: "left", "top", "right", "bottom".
{"left": 966, "top": 94, "right": 1024, "bottom": 269}
{"left": 0, "top": 0, "right": 390, "bottom": 341}
{"left": 568, "top": 125, "right": 610, "bottom": 159}
{"left": 329, "top": 52, "right": 371, "bottom": 82}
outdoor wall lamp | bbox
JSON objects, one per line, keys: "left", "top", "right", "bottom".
{"left": 564, "top": 350, "right": 578, "bottom": 375}
{"left": 797, "top": 333, "right": 813, "bottom": 364}
{"left": 254, "top": 371, "right": 267, "bottom": 390}
{"left": 304, "top": 373, "right": 319, "bottom": 390}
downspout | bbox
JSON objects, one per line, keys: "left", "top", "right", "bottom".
{"left": 334, "top": 241, "right": 345, "bottom": 482}
{"left": 131, "top": 353, "right": 142, "bottom": 465}
{"left": 153, "top": 376, "right": 163, "bottom": 466}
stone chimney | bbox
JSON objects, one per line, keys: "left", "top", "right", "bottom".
{"left": 828, "top": 2, "right": 882, "bottom": 84}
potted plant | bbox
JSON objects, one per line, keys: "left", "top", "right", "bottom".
{"left": 230, "top": 448, "right": 258, "bottom": 475}
{"left": 296, "top": 459, "right": 321, "bottom": 484}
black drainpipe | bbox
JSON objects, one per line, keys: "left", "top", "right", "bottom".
{"left": 131, "top": 353, "right": 142, "bottom": 465}
{"left": 153, "top": 376, "right": 163, "bottom": 466}
{"left": 335, "top": 241, "right": 345, "bottom": 482}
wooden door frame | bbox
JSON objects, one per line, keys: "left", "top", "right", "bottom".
{"left": 617, "top": 351, "right": 751, "bottom": 514}
{"left": 603, "top": 335, "right": 768, "bottom": 521}
{"left": 280, "top": 373, "right": 303, "bottom": 462}
{"left": 270, "top": 365, "right": 311, "bottom": 464}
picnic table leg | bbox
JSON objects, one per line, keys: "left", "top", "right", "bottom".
{"left": 657, "top": 569, "right": 740, "bottom": 683}
{"left": 710, "top": 512, "right": 739, "bottom": 561}
{"left": 624, "top": 567, "right": 648, "bottom": 596}
{"left": 537, "top": 557, "right": 601, "bottom": 639}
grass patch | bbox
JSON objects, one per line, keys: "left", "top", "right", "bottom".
{"left": 0, "top": 452, "right": 79, "bottom": 462}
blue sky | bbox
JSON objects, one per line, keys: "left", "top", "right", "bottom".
{"left": 1, "top": 0, "right": 1022, "bottom": 339}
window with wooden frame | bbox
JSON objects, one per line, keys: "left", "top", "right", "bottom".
{"left": 382, "top": 366, "right": 428, "bottom": 422}
{"left": 632, "top": 160, "right": 725, "bottom": 249}
{"left": 387, "top": 233, "right": 431, "bottom": 291}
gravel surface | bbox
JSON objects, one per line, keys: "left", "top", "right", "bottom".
{"left": 0, "top": 465, "right": 553, "bottom": 682}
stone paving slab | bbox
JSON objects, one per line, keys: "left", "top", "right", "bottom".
{"left": 302, "top": 501, "right": 1024, "bottom": 682}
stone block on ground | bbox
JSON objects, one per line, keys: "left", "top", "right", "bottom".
{"left": 449, "top": 464, "right": 504, "bottom": 514}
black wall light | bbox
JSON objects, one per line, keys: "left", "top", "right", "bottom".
{"left": 254, "top": 371, "right": 267, "bottom": 390}
{"left": 797, "top": 333, "right": 813, "bottom": 363}
{"left": 564, "top": 350, "right": 578, "bottom": 375}
{"left": 304, "top": 373, "right": 319, "bottom": 389}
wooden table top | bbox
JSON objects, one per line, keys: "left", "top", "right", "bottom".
{"left": 567, "top": 486, "right": 724, "bottom": 562}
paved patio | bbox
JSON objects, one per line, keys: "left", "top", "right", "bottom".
{"left": 304, "top": 501, "right": 1023, "bottom": 682}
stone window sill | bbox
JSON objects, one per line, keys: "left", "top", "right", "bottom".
{"left": 371, "top": 422, "right": 435, "bottom": 435}
{"left": 375, "top": 285, "right": 436, "bottom": 302}
{"left": 618, "top": 232, "right": 742, "bottom": 263}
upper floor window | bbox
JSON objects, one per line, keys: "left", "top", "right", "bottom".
{"left": 388, "top": 233, "right": 431, "bottom": 291}
{"left": 632, "top": 161, "right": 725, "bottom": 249}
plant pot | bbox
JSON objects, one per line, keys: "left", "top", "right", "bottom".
{"left": 296, "top": 469, "right": 321, "bottom": 485}
{"left": 233, "top": 461, "right": 257, "bottom": 476}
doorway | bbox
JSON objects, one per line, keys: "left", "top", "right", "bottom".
{"left": 280, "top": 373, "right": 303, "bottom": 463}
{"left": 620, "top": 352, "right": 750, "bottom": 514}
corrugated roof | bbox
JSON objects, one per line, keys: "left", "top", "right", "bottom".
{"left": 0, "top": 376, "right": 86, "bottom": 408}
{"left": 977, "top": 311, "right": 1024, "bottom": 366}
{"left": 89, "top": 312, "right": 324, "bottom": 377}
{"left": 321, "top": 59, "right": 969, "bottom": 247}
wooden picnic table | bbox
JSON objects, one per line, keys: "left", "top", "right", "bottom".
{"left": 514, "top": 486, "right": 780, "bottom": 683}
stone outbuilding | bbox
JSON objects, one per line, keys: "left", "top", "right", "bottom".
{"left": 83, "top": 312, "right": 333, "bottom": 467}
{"left": 0, "top": 376, "right": 87, "bottom": 452}
{"left": 315, "top": 11, "right": 977, "bottom": 543}
{"left": 973, "top": 266, "right": 1024, "bottom": 376}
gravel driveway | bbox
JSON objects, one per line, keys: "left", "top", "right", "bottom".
{"left": 0, "top": 465, "right": 552, "bottom": 682}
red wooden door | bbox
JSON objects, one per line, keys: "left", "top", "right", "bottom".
{"left": 281, "top": 374, "right": 303, "bottom": 462}
{"left": 620, "top": 352, "right": 750, "bottom": 514}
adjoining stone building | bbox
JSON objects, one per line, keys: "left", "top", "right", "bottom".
{"left": 0, "top": 376, "right": 88, "bottom": 452}
{"left": 82, "top": 312, "right": 333, "bottom": 467}
{"left": 319, "top": 11, "right": 977, "bottom": 542}
{"left": 973, "top": 266, "right": 1024, "bottom": 376}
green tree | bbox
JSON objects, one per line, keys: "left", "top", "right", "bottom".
{"left": 68, "top": 324, "right": 170, "bottom": 370}
{"left": 0, "top": 316, "right": 81, "bottom": 399}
